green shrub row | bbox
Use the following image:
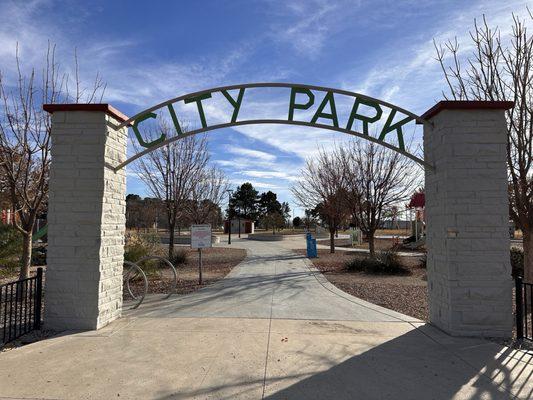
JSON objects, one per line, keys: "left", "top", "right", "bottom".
{"left": 124, "top": 232, "right": 189, "bottom": 275}
{"left": 0, "top": 225, "right": 22, "bottom": 276}
{"left": 345, "top": 250, "right": 409, "bottom": 275}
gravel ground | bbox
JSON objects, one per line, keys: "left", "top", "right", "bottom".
{"left": 299, "top": 249, "right": 429, "bottom": 321}
{"left": 302, "top": 250, "right": 533, "bottom": 345}
{"left": 0, "top": 265, "right": 44, "bottom": 285}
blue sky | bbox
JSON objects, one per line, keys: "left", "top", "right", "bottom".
{"left": 1, "top": 0, "right": 531, "bottom": 215}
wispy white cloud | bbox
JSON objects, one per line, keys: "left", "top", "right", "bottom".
{"left": 239, "top": 170, "right": 300, "bottom": 182}
{"left": 339, "top": 0, "right": 532, "bottom": 112}
{"left": 265, "top": 0, "right": 358, "bottom": 59}
{"left": 224, "top": 145, "right": 277, "bottom": 162}
{"left": 227, "top": 178, "right": 284, "bottom": 190}
{"left": 3, "top": 0, "right": 529, "bottom": 212}
{"left": 0, "top": 1, "right": 266, "bottom": 109}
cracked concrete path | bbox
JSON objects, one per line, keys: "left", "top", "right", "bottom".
{"left": 0, "top": 238, "right": 531, "bottom": 399}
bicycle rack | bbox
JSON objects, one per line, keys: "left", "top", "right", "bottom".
{"left": 122, "top": 256, "right": 178, "bottom": 309}
{"left": 135, "top": 255, "right": 178, "bottom": 299}
{"left": 123, "top": 261, "right": 148, "bottom": 309}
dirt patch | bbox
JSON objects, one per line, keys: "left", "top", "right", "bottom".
{"left": 130, "top": 247, "right": 247, "bottom": 296}
{"left": 299, "top": 249, "right": 429, "bottom": 321}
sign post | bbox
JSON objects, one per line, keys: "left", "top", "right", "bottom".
{"left": 350, "top": 227, "right": 362, "bottom": 247}
{"left": 191, "top": 224, "right": 212, "bottom": 285}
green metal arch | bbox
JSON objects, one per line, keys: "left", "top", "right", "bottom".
{"left": 114, "top": 83, "right": 432, "bottom": 171}
{"left": 114, "top": 119, "right": 431, "bottom": 171}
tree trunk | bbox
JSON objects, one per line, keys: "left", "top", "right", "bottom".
{"left": 523, "top": 229, "right": 533, "bottom": 283}
{"left": 19, "top": 232, "right": 32, "bottom": 280}
{"left": 368, "top": 232, "right": 376, "bottom": 258}
{"left": 168, "top": 226, "right": 175, "bottom": 260}
{"left": 329, "top": 229, "right": 335, "bottom": 253}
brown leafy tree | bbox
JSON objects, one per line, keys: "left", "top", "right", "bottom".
{"left": 0, "top": 44, "right": 104, "bottom": 279}
{"left": 434, "top": 10, "right": 533, "bottom": 281}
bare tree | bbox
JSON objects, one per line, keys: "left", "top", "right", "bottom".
{"left": 340, "top": 141, "right": 419, "bottom": 257}
{"left": 0, "top": 43, "right": 105, "bottom": 279}
{"left": 187, "top": 166, "right": 228, "bottom": 225}
{"left": 135, "top": 125, "right": 209, "bottom": 259}
{"left": 292, "top": 148, "right": 347, "bottom": 253}
{"left": 434, "top": 10, "right": 533, "bottom": 281}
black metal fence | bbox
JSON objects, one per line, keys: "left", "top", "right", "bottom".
{"left": 515, "top": 276, "right": 533, "bottom": 341}
{"left": 0, "top": 268, "right": 43, "bottom": 347}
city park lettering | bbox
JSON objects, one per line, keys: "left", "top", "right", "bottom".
{"left": 131, "top": 87, "right": 413, "bottom": 151}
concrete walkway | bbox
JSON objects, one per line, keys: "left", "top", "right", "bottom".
{"left": 129, "top": 239, "right": 417, "bottom": 322}
{"left": 0, "top": 238, "right": 531, "bottom": 399}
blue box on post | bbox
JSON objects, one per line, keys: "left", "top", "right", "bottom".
{"left": 306, "top": 233, "right": 317, "bottom": 258}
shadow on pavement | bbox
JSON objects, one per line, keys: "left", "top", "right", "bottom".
{"left": 153, "top": 324, "right": 532, "bottom": 400}
{"left": 261, "top": 326, "right": 532, "bottom": 400}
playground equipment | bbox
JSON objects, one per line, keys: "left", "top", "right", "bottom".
{"left": 32, "top": 224, "right": 48, "bottom": 242}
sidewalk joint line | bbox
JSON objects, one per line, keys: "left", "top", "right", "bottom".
{"left": 261, "top": 262, "right": 276, "bottom": 399}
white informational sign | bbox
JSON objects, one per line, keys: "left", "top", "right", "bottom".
{"left": 191, "top": 224, "right": 212, "bottom": 249}
{"left": 350, "top": 227, "right": 362, "bottom": 247}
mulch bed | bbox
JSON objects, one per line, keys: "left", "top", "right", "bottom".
{"left": 128, "top": 247, "right": 247, "bottom": 297}
{"left": 299, "top": 249, "right": 429, "bottom": 321}
{"left": 317, "top": 237, "right": 425, "bottom": 253}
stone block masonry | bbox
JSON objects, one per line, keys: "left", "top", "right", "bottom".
{"left": 423, "top": 101, "right": 514, "bottom": 337}
{"left": 43, "top": 105, "right": 128, "bottom": 330}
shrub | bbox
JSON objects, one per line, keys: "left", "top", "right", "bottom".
{"left": 418, "top": 254, "right": 427, "bottom": 269}
{"left": 0, "top": 258, "right": 20, "bottom": 278}
{"left": 0, "top": 225, "right": 22, "bottom": 277}
{"left": 0, "top": 225, "right": 22, "bottom": 261}
{"left": 171, "top": 249, "right": 189, "bottom": 266}
{"left": 345, "top": 257, "right": 382, "bottom": 272}
{"left": 345, "top": 250, "right": 408, "bottom": 275}
{"left": 31, "top": 246, "right": 47, "bottom": 266}
{"left": 376, "top": 250, "right": 403, "bottom": 270}
{"left": 510, "top": 247, "right": 524, "bottom": 277}
{"left": 124, "top": 244, "right": 148, "bottom": 264}
{"left": 124, "top": 231, "right": 160, "bottom": 264}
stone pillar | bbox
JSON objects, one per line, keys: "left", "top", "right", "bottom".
{"left": 43, "top": 104, "right": 128, "bottom": 331}
{"left": 423, "top": 101, "right": 514, "bottom": 337}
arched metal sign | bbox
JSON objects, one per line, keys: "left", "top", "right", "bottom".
{"left": 114, "top": 83, "right": 432, "bottom": 171}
